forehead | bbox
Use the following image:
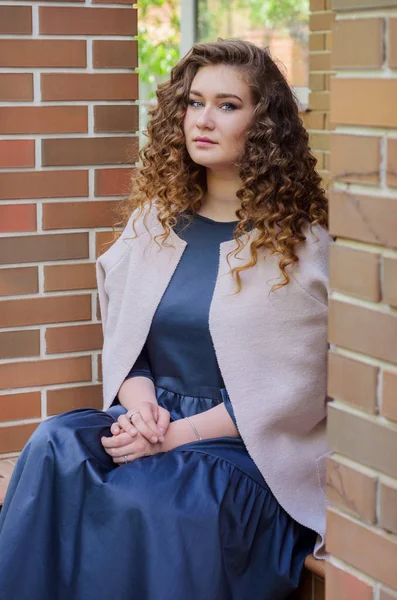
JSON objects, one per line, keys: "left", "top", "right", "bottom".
{"left": 190, "top": 64, "right": 250, "bottom": 98}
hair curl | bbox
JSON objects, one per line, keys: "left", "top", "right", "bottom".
{"left": 119, "top": 39, "right": 328, "bottom": 292}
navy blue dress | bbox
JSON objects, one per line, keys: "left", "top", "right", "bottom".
{"left": 0, "top": 214, "right": 316, "bottom": 600}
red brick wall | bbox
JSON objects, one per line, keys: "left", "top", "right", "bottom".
{"left": 0, "top": 0, "right": 138, "bottom": 456}
{"left": 326, "top": 0, "right": 397, "bottom": 598}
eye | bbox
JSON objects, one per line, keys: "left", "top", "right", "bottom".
{"left": 220, "top": 102, "right": 237, "bottom": 111}
{"left": 188, "top": 99, "right": 204, "bottom": 108}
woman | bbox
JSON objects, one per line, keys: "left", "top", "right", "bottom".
{"left": 0, "top": 40, "right": 330, "bottom": 600}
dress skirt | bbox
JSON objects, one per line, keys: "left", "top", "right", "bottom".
{"left": 0, "top": 377, "right": 317, "bottom": 600}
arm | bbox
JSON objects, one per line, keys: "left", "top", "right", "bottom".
{"left": 118, "top": 346, "right": 157, "bottom": 411}
{"left": 160, "top": 402, "right": 240, "bottom": 452}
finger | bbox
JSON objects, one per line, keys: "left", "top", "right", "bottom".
{"left": 157, "top": 409, "right": 171, "bottom": 435}
{"left": 130, "top": 412, "right": 160, "bottom": 443}
{"left": 101, "top": 431, "right": 133, "bottom": 448}
{"left": 117, "top": 414, "right": 138, "bottom": 438}
{"left": 138, "top": 405, "right": 163, "bottom": 437}
{"left": 113, "top": 454, "right": 135, "bottom": 465}
{"left": 110, "top": 422, "right": 120, "bottom": 436}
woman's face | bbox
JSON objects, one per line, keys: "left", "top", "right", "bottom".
{"left": 183, "top": 64, "right": 255, "bottom": 171}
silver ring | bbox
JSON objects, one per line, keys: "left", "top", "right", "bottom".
{"left": 124, "top": 455, "right": 128, "bottom": 464}
{"left": 127, "top": 410, "right": 140, "bottom": 423}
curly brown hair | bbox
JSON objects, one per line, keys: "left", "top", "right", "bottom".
{"left": 119, "top": 39, "right": 328, "bottom": 292}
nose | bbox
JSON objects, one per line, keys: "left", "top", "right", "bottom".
{"left": 196, "top": 106, "right": 215, "bottom": 131}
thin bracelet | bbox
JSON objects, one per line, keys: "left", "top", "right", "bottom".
{"left": 185, "top": 416, "right": 202, "bottom": 441}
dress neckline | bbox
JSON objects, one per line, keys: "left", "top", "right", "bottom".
{"left": 192, "top": 213, "right": 239, "bottom": 226}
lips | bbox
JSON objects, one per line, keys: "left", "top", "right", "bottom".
{"left": 193, "top": 137, "right": 217, "bottom": 144}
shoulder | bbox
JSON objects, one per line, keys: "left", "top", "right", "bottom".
{"left": 291, "top": 223, "right": 332, "bottom": 306}
{"left": 96, "top": 203, "right": 161, "bottom": 274}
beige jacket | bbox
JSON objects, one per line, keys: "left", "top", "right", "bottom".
{"left": 96, "top": 207, "right": 331, "bottom": 558}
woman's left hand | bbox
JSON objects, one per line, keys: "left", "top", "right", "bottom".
{"left": 101, "top": 430, "right": 161, "bottom": 464}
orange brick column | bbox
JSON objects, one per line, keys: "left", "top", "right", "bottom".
{"left": 326, "top": 1, "right": 397, "bottom": 598}
{"left": 0, "top": 1, "right": 138, "bottom": 455}
{"left": 305, "top": 0, "right": 335, "bottom": 188}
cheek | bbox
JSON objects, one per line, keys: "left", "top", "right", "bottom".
{"left": 183, "top": 111, "right": 193, "bottom": 133}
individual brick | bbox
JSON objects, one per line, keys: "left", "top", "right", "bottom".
{"left": 329, "top": 191, "right": 397, "bottom": 249}
{"left": 309, "top": 34, "right": 325, "bottom": 52}
{"left": 330, "top": 134, "right": 381, "bottom": 185}
{"left": 96, "top": 231, "right": 116, "bottom": 258}
{"left": 0, "top": 233, "right": 89, "bottom": 265}
{"left": 309, "top": 74, "right": 326, "bottom": 92}
{"left": 47, "top": 384, "right": 103, "bottom": 416}
{"left": 0, "top": 40, "right": 86, "bottom": 68}
{"left": 309, "top": 91, "right": 330, "bottom": 111}
{"left": 329, "top": 244, "right": 380, "bottom": 302}
{"left": 309, "top": 132, "right": 330, "bottom": 151}
{"left": 42, "top": 137, "right": 137, "bottom": 167}
{"left": 0, "top": 330, "right": 40, "bottom": 360}
{"left": 41, "top": 73, "right": 138, "bottom": 102}
{"left": 46, "top": 323, "right": 103, "bottom": 354}
{"left": 383, "top": 257, "right": 397, "bottom": 308}
{"left": 0, "top": 392, "right": 41, "bottom": 422}
{"left": 332, "top": 18, "right": 384, "bottom": 69}
{"left": 0, "top": 106, "right": 87, "bottom": 135}
{"left": 331, "top": 79, "right": 397, "bottom": 128}
{"left": 0, "top": 170, "right": 88, "bottom": 200}
{"left": 309, "top": 11, "right": 335, "bottom": 31}
{"left": 389, "top": 19, "right": 397, "bottom": 68}
{"left": 382, "top": 371, "right": 397, "bottom": 423}
{"left": 329, "top": 299, "right": 397, "bottom": 364}
{"left": 0, "top": 6, "right": 32, "bottom": 34}
{"left": 0, "top": 140, "right": 35, "bottom": 169}
{"left": 93, "top": 0, "right": 135, "bottom": 3}
{"left": 325, "top": 562, "right": 374, "bottom": 600}
{"left": 95, "top": 168, "right": 133, "bottom": 196}
{"left": 0, "top": 423, "right": 39, "bottom": 454}
{"left": 326, "top": 455, "right": 377, "bottom": 523}
{"left": 328, "top": 351, "right": 378, "bottom": 414}
{"left": 0, "top": 356, "right": 91, "bottom": 391}
{"left": 0, "top": 267, "right": 38, "bottom": 296}
{"left": 328, "top": 404, "right": 397, "bottom": 480}
{"left": 327, "top": 507, "right": 397, "bottom": 590}
{"left": 94, "top": 105, "right": 139, "bottom": 133}
{"left": 0, "top": 295, "right": 91, "bottom": 328}
{"left": 0, "top": 74, "right": 33, "bottom": 101}
{"left": 98, "top": 354, "right": 102, "bottom": 381}
{"left": 309, "top": 52, "right": 331, "bottom": 72}
{"left": 380, "top": 480, "right": 397, "bottom": 535}
{"left": 333, "top": 0, "right": 397, "bottom": 8}
{"left": 0, "top": 204, "right": 36, "bottom": 234}
{"left": 44, "top": 263, "right": 96, "bottom": 292}
{"left": 387, "top": 138, "right": 397, "bottom": 188}
{"left": 43, "top": 201, "right": 118, "bottom": 229}
{"left": 39, "top": 6, "right": 137, "bottom": 36}
{"left": 93, "top": 40, "right": 138, "bottom": 68}
{"left": 300, "top": 110, "right": 324, "bottom": 129}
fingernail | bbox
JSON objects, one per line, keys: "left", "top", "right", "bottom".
{"left": 129, "top": 428, "right": 137, "bottom": 436}
{"left": 151, "top": 436, "right": 158, "bottom": 443}
{"left": 159, "top": 428, "right": 165, "bottom": 434}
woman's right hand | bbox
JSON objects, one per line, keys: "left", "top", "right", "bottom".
{"left": 111, "top": 402, "right": 171, "bottom": 444}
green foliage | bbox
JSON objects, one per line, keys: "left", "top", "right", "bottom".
{"left": 137, "top": 0, "right": 180, "bottom": 88}
{"left": 198, "top": 0, "right": 309, "bottom": 42}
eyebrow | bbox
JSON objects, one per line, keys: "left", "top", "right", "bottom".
{"left": 189, "top": 90, "right": 243, "bottom": 102}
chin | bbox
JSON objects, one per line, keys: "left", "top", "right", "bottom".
{"left": 188, "top": 151, "right": 228, "bottom": 170}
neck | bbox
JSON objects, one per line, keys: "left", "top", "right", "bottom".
{"left": 199, "top": 168, "right": 242, "bottom": 222}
